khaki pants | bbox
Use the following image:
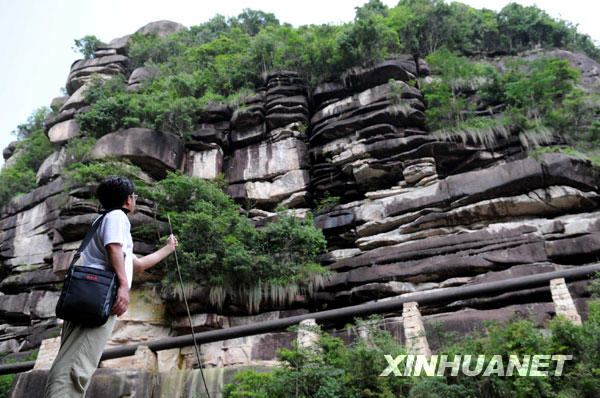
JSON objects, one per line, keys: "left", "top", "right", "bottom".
{"left": 44, "top": 316, "right": 117, "bottom": 397}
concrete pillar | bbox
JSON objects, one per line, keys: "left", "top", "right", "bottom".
{"left": 157, "top": 348, "right": 182, "bottom": 371}
{"left": 297, "top": 318, "right": 320, "bottom": 349}
{"left": 402, "top": 301, "right": 431, "bottom": 357}
{"left": 550, "top": 278, "right": 582, "bottom": 326}
{"left": 33, "top": 337, "right": 61, "bottom": 370}
{"left": 101, "top": 345, "right": 158, "bottom": 372}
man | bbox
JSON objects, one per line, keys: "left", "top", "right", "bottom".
{"left": 45, "top": 176, "right": 178, "bottom": 397}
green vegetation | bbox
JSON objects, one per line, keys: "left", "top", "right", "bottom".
{"left": 422, "top": 48, "right": 600, "bottom": 152}
{"left": 224, "top": 302, "right": 600, "bottom": 397}
{"left": 148, "top": 173, "right": 328, "bottom": 313}
{"left": 422, "top": 48, "right": 496, "bottom": 131}
{"left": 62, "top": 159, "right": 148, "bottom": 191}
{"left": 73, "top": 1, "right": 599, "bottom": 140}
{"left": 0, "top": 108, "right": 53, "bottom": 210}
{"left": 315, "top": 191, "right": 341, "bottom": 213}
{"left": 72, "top": 35, "right": 106, "bottom": 59}
{"left": 388, "top": 1, "right": 599, "bottom": 61}
{"left": 0, "top": 350, "right": 38, "bottom": 398}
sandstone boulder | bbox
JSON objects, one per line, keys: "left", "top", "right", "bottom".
{"left": 59, "top": 84, "right": 90, "bottom": 112}
{"left": 135, "top": 20, "right": 185, "bottom": 38}
{"left": 198, "top": 103, "right": 232, "bottom": 123}
{"left": 94, "top": 48, "right": 117, "bottom": 57}
{"left": 343, "top": 58, "right": 416, "bottom": 93}
{"left": 0, "top": 269, "right": 61, "bottom": 292}
{"left": 127, "top": 66, "right": 155, "bottom": 92}
{"left": 403, "top": 157, "right": 437, "bottom": 185}
{"left": 88, "top": 128, "right": 185, "bottom": 179}
{"left": 66, "top": 55, "right": 128, "bottom": 94}
{"left": 2, "top": 140, "right": 18, "bottom": 160}
{"left": 105, "top": 35, "right": 131, "bottom": 54}
{"left": 49, "top": 95, "right": 68, "bottom": 110}
{"left": 311, "top": 82, "right": 420, "bottom": 127}
{"left": 36, "top": 148, "right": 69, "bottom": 185}
{"left": 231, "top": 105, "right": 265, "bottom": 128}
{"left": 47, "top": 119, "right": 80, "bottom": 144}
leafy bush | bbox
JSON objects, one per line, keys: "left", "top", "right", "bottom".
{"left": 423, "top": 49, "right": 600, "bottom": 152}
{"left": 75, "top": 73, "right": 227, "bottom": 139}
{"left": 148, "top": 173, "right": 328, "bottom": 313}
{"left": 13, "top": 107, "right": 49, "bottom": 140}
{"left": 422, "top": 48, "right": 495, "bottom": 131}
{"left": 0, "top": 111, "right": 53, "bottom": 210}
{"left": 225, "top": 303, "right": 600, "bottom": 397}
{"left": 224, "top": 318, "right": 411, "bottom": 398}
{"left": 62, "top": 159, "right": 148, "bottom": 191}
{"left": 63, "top": 136, "right": 97, "bottom": 166}
{"left": 75, "top": 2, "right": 599, "bottom": 141}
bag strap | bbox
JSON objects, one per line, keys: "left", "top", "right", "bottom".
{"left": 68, "top": 208, "right": 128, "bottom": 270}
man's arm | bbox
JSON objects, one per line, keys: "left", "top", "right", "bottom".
{"left": 106, "top": 243, "right": 129, "bottom": 316}
{"left": 133, "top": 234, "right": 178, "bottom": 273}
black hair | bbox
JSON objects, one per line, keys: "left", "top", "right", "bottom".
{"left": 96, "top": 176, "right": 135, "bottom": 210}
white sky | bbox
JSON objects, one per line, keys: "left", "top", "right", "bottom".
{"left": 1, "top": 0, "right": 599, "bottom": 168}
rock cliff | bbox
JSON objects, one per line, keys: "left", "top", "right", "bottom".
{"left": 2, "top": 20, "right": 600, "bottom": 396}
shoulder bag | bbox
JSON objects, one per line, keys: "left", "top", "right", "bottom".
{"left": 55, "top": 209, "right": 124, "bottom": 327}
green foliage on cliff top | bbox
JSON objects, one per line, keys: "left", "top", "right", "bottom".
{"left": 74, "top": 1, "right": 599, "bottom": 139}
{"left": 72, "top": 35, "right": 106, "bottom": 59}
{"left": 148, "top": 173, "right": 328, "bottom": 313}
{"left": 423, "top": 48, "right": 600, "bottom": 152}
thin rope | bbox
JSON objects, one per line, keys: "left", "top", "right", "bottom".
{"left": 168, "top": 214, "right": 211, "bottom": 398}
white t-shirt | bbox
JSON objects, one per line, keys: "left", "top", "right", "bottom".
{"left": 81, "top": 209, "right": 134, "bottom": 288}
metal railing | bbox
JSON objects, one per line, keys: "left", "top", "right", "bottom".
{"left": 1, "top": 262, "right": 599, "bottom": 376}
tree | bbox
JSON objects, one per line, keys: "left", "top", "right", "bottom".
{"left": 72, "top": 35, "right": 106, "bottom": 59}
{"left": 13, "top": 107, "right": 50, "bottom": 139}
{"left": 388, "top": 0, "right": 452, "bottom": 60}
{"left": 232, "top": 9, "right": 279, "bottom": 36}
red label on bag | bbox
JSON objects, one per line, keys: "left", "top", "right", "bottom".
{"left": 86, "top": 275, "right": 98, "bottom": 280}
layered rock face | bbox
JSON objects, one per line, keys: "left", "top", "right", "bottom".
{"left": 310, "top": 57, "right": 428, "bottom": 203}
{"left": 2, "top": 21, "right": 600, "bottom": 396}
{"left": 226, "top": 71, "right": 311, "bottom": 209}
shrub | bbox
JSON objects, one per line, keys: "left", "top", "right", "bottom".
{"left": 75, "top": 3, "right": 600, "bottom": 146}
{"left": 0, "top": 122, "right": 53, "bottom": 210}
{"left": 148, "top": 173, "right": 328, "bottom": 313}
{"left": 13, "top": 107, "right": 49, "bottom": 140}
{"left": 424, "top": 49, "right": 600, "bottom": 153}
{"left": 225, "top": 304, "right": 600, "bottom": 397}
{"left": 62, "top": 159, "right": 148, "bottom": 191}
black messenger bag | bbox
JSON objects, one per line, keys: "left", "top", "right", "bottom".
{"left": 55, "top": 210, "right": 123, "bottom": 327}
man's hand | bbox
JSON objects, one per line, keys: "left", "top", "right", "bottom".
{"left": 166, "top": 234, "right": 178, "bottom": 252}
{"left": 111, "top": 285, "right": 130, "bottom": 316}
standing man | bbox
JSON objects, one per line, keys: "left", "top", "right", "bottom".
{"left": 45, "top": 176, "right": 178, "bottom": 397}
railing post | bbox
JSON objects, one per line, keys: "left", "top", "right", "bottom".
{"left": 297, "top": 318, "right": 320, "bottom": 349}
{"left": 33, "top": 337, "right": 61, "bottom": 370}
{"left": 403, "top": 302, "right": 431, "bottom": 357}
{"left": 550, "top": 278, "right": 582, "bottom": 325}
